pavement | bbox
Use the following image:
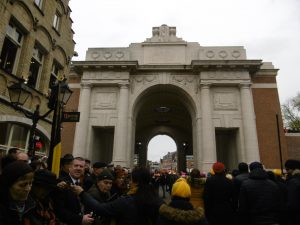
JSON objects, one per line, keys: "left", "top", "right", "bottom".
{"left": 158, "top": 186, "right": 171, "bottom": 203}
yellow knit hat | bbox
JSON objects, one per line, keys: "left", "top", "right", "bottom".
{"left": 171, "top": 178, "right": 191, "bottom": 198}
{"left": 273, "top": 169, "right": 282, "bottom": 176}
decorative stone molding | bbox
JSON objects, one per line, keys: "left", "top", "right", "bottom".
{"left": 200, "top": 47, "right": 246, "bottom": 60}
{"left": 81, "top": 82, "right": 92, "bottom": 89}
{"left": 239, "top": 82, "right": 252, "bottom": 89}
{"left": 200, "top": 71, "right": 249, "bottom": 80}
{"left": 86, "top": 48, "right": 130, "bottom": 61}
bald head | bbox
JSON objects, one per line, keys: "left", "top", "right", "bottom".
{"left": 16, "top": 152, "right": 29, "bottom": 163}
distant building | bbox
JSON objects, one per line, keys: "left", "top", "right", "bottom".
{"left": 186, "top": 155, "right": 194, "bottom": 172}
{"left": 0, "top": 0, "right": 75, "bottom": 156}
{"left": 161, "top": 151, "right": 177, "bottom": 171}
{"left": 148, "top": 161, "right": 160, "bottom": 172}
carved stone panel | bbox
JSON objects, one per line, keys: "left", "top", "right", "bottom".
{"left": 94, "top": 92, "right": 117, "bottom": 109}
{"left": 213, "top": 91, "right": 238, "bottom": 111}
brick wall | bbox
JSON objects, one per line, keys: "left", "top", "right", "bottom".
{"left": 252, "top": 87, "right": 288, "bottom": 169}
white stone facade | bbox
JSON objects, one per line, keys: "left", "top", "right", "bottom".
{"left": 72, "top": 25, "right": 268, "bottom": 171}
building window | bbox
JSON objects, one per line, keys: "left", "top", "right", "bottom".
{"left": 0, "top": 23, "right": 23, "bottom": 74}
{"left": 53, "top": 12, "right": 61, "bottom": 31}
{"left": 27, "top": 45, "right": 44, "bottom": 88}
{"left": 49, "top": 61, "right": 62, "bottom": 88}
{"left": 34, "top": 0, "right": 43, "bottom": 9}
{"left": 0, "top": 122, "right": 49, "bottom": 156}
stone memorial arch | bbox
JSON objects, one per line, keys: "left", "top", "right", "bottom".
{"left": 69, "top": 25, "right": 287, "bottom": 171}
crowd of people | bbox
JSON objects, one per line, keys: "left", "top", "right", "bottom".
{"left": 0, "top": 147, "right": 299, "bottom": 225}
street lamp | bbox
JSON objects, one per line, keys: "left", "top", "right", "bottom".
{"left": 7, "top": 78, "right": 72, "bottom": 159}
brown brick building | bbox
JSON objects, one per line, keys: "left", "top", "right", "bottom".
{"left": 0, "top": 0, "right": 75, "bottom": 156}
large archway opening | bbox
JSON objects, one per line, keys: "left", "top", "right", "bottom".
{"left": 133, "top": 84, "right": 194, "bottom": 171}
{"left": 147, "top": 135, "right": 177, "bottom": 170}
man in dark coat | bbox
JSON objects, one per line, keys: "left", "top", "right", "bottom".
{"left": 53, "top": 157, "right": 94, "bottom": 225}
{"left": 204, "top": 162, "right": 235, "bottom": 225}
{"left": 238, "top": 162, "right": 282, "bottom": 225}
{"left": 233, "top": 162, "right": 249, "bottom": 209}
{"left": 83, "top": 162, "right": 107, "bottom": 191}
{"left": 285, "top": 159, "right": 300, "bottom": 225}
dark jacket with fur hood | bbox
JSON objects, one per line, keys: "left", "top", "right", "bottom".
{"left": 156, "top": 197, "right": 208, "bottom": 225}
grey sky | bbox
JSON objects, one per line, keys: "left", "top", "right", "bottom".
{"left": 69, "top": 0, "right": 300, "bottom": 161}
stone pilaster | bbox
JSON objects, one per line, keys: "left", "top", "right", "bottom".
{"left": 200, "top": 83, "right": 217, "bottom": 172}
{"left": 240, "top": 82, "right": 260, "bottom": 163}
{"left": 113, "top": 82, "right": 129, "bottom": 166}
{"left": 73, "top": 82, "right": 92, "bottom": 157}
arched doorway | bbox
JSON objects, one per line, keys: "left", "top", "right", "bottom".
{"left": 133, "top": 84, "right": 194, "bottom": 172}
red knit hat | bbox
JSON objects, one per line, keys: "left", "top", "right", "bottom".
{"left": 212, "top": 162, "right": 225, "bottom": 173}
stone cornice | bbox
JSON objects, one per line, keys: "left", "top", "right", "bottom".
{"left": 191, "top": 60, "right": 262, "bottom": 73}
{"left": 71, "top": 61, "right": 139, "bottom": 75}
{"left": 71, "top": 59, "right": 264, "bottom": 74}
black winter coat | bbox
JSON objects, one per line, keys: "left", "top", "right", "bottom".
{"left": 286, "top": 169, "right": 300, "bottom": 225}
{"left": 203, "top": 173, "right": 235, "bottom": 225}
{"left": 156, "top": 198, "right": 208, "bottom": 225}
{"left": 0, "top": 195, "right": 36, "bottom": 225}
{"left": 52, "top": 175, "right": 83, "bottom": 225}
{"left": 79, "top": 191, "right": 163, "bottom": 225}
{"left": 238, "top": 168, "right": 282, "bottom": 225}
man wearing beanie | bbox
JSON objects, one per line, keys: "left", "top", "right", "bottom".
{"left": 87, "top": 169, "right": 114, "bottom": 203}
{"left": 83, "top": 161, "right": 107, "bottom": 191}
{"left": 157, "top": 178, "right": 207, "bottom": 225}
{"left": 285, "top": 159, "right": 300, "bottom": 225}
{"left": 0, "top": 161, "right": 35, "bottom": 224}
{"left": 203, "top": 162, "right": 234, "bottom": 225}
{"left": 238, "top": 161, "right": 282, "bottom": 225}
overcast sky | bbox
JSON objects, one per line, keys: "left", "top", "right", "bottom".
{"left": 69, "top": 0, "right": 300, "bottom": 162}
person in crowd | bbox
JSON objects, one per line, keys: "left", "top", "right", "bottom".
{"left": 53, "top": 156, "right": 94, "bottom": 225}
{"left": 203, "top": 162, "right": 235, "bottom": 225}
{"left": 238, "top": 161, "right": 282, "bottom": 225}
{"left": 157, "top": 177, "right": 208, "bottom": 225}
{"left": 8, "top": 147, "right": 21, "bottom": 158}
{"left": 0, "top": 160, "right": 35, "bottom": 224}
{"left": 16, "top": 152, "right": 29, "bottom": 163}
{"left": 187, "top": 168, "right": 206, "bottom": 208}
{"left": 29, "top": 159, "right": 48, "bottom": 171}
{"left": 111, "top": 167, "right": 128, "bottom": 198}
{"left": 1, "top": 154, "right": 16, "bottom": 171}
{"left": 159, "top": 171, "right": 167, "bottom": 198}
{"left": 87, "top": 169, "right": 114, "bottom": 203}
{"left": 84, "top": 159, "right": 92, "bottom": 176}
{"left": 83, "top": 161, "right": 107, "bottom": 191}
{"left": 59, "top": 153, "right": 74, "bottom": 180}
{"left": 152, "top": 170, "right": 161, "bottom": 196}
{"left": 30, "top": 169, "right": 59, "bottom": 224}
{"left": 284, "top": 159, "right": 300, "bottom": 225}
{"left": 266, "top": 170, "right": 288, "bottom": 225}
{"left": 106, "top": 162, "right": 114, "bottom": 176}
{"left": 166, "top": 171, "right": 178, "bottom": 194}
{"left": 231, "top": 169, "right": 240, "bottom": 178}
{"left": 86, "top": 169, "right": 114, "bottom": 225}
{"left": 233, "top": 162, "right": 249, "bottom": 209}
{"left": 72, "top": 167, "right": 163, "bottom": 225}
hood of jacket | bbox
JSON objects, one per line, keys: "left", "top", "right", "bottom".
{"left": 249, "top": 168, "right": 268, "bottom": 180}
{"left": 159, "top": 203, "right": 205, "bottom": 224}
{"left": 292, "top": 169, "right": 300, "bottom": 176}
